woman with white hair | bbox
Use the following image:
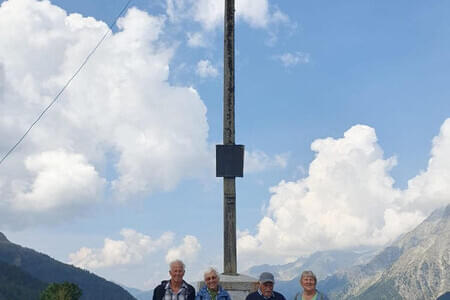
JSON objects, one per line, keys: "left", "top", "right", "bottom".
{"left": 195, "top": 268, "right": 231, "bottom": 300}
{"left": 294, "top": 270, "right": 329, "bottom": 300}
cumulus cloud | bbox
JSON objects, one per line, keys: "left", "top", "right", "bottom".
{"left": 166, "top": 0, "right": 291, "bottom": 31}
{"left": 10, "top": 149, "right": 105, "bottom": 212}
{"left": 403, "top": 118, "right": 450, "bottom": 211}
{"left": 245, "top": 150, "right": 288, "bottom": 174}
{"left": 0, "top": 0, "right": 211, "bottom": 227}
{"left": 238, "top": 121, "right": 450, "bottom": 268}
{"left": 165, "top": 235, "right": 201, "bottom": 264}
{"left": 275, "top": 52, "right": 310, "bottom": 67}
{"left": 196, "top": 60, "right": 218, "bottom": 78}
{"left": 69, "top": 229, "right": 174, "bottom": 269}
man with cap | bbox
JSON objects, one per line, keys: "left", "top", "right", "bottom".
{"left": 245, "top": 272, "right": 286, "bottom": 300}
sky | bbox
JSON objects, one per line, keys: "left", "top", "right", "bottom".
{"left": 1, "top": 0, "right": 450, "bottom": 291}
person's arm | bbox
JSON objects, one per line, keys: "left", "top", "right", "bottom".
{"left": 225, "top": 291, "right": 232, "bottom": 300}
{"left": 187, "top": 285, "right": 196, "bottom": 300}
{"left": 153, "top": 285, "right": 161, "bottom": 300}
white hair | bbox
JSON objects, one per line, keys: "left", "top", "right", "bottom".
{"left": 169, "top": 259, "right": 185, "bottom": 271}
{"left": 203, "top": 267, "right": 220, "bottom": 280}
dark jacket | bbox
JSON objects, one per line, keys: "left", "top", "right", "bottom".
{"left": 245, "top": 291, "right": 286, "bottom": 300}
{"left": 195, "top": 285, "right": 231, "bottom": 300}
{"left": 153, "top": 280, "right": 195, "bottom": 300}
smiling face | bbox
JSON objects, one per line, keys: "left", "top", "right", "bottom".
{"left": 169, "top": 261, "right": 185, "bottom": 285}
{"left": 300, "top": 275, "right": 316, "bottom": 293}
{"left": 204, "top": 271, "right": 219, "bottom": 291}
{"left": 260, "top": 282, "right": 274, "bottom": 298}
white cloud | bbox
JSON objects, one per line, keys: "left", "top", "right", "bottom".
{"left": 235, "top": 0, "right": 270, "bottom": 28}
{"left": 189, "top": 0, "right": 272, "bottom": 30}
{"left": 245, "top": 150, "right": 288, "bottom": 174}
{"left": 0, "top": 0, "right": 212, "bottom": 227}
{"left": 69, "top": 229, "right": 174, "bottom": 269}
{"left": 191, "top": 0, "right": 223, "bottom": 31}
{"left": 403, "top": 118, "right": 450, "bottom": 211}
{"left": 165, "top": 235, "right": 201, "bottom": 264}
{"left": 187, "top": 32, "right": 207, "bottom": 48}
{"left": 238, "top": 121, "right": 450, "bottom": 269}
{"left": 166, "top": 0, "right": 189, "bottom": 23}
{"left": 275, "top": 52, "right": 310, "bottom": 67}
{"left": 196, "top": 60, "right": 218, "bottom": 78}
{"left": 10, "top": 149, "right": 105, "bottom": 212}
{"left": 166, "top": 0, "right": 291, "bottom": 31}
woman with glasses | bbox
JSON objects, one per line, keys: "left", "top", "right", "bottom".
{"left": 196, "top": 268, "right": 231, "bottom": 300}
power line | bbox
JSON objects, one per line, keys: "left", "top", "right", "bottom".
{"left": 0, "top": 0, "right": 132, "bottom": 167}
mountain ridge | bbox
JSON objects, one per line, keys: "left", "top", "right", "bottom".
{"left": 0, "top": 233, "right": 136, "bottom": 300}
{"left": 320, "top": 204, "right": 450, "bottom": 299}
{"left": 0, "top": 260, "right": 47, "bottom": 300}
{"left": 0, "top": 232, "right": 9, "bottom": 243}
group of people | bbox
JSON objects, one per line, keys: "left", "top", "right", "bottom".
{"left": 152, "top": 260, "right": 329, "bottom": 300}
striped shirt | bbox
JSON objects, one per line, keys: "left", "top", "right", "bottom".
{"left": 164, "top": 281, "right": 189, "bottom": 300}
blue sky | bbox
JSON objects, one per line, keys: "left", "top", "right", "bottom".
{"left": 1, "top": 0, "right": 450, "bottom": 290}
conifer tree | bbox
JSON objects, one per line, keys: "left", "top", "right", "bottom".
{"left": 40, "top": 282, "right": 82, "bottom": 300}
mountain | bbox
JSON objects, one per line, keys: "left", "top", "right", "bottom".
{"left": 0, "top": 233, "right": 136, "bottom": 300}
{"left": 247, "top": 248, "right": 377, "bottom": 299}
{"left": 320, "top": 204, "right": 450, "bottom": 299}
{"left": 136, "top": 290, "right": 153, "bottom": 300}
{"left": 248, "top": 249, "right": 376, "bottom": 282}
{"left": 246, "top": 258, "right": 306, "bottom": 281}
{"left": 0, "top": 233, "right": 9, "bottom": 243}
{"left": 123, "top": 285, "right": 153, "bottom": 300}
{"left": 0, "top": 260, "right": 47, "bottom": 300}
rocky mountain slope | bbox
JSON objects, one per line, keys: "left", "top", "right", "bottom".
{"left": 320, "top": 204, "right": 450, "bottom": 299}
{"left": 247, "top": 248, "right": 377, "bottom": 299}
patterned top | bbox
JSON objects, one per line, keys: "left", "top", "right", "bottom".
{"left": 164, "top": 281, "right": 190, "bottom": 300}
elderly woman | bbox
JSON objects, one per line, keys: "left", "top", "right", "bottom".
{"left": 196, "top": 268, "right": 231, "bottom": 300}
{"left": 294, "top": 271, "right": 329, "bottom": 300}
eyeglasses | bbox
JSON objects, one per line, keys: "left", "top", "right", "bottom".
{"left": 205, "top": 276, "right": 217, "bottom": 281}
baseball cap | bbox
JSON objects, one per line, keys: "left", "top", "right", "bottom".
{"left": 259, "top": 272, "right": 274, "bottom": 284}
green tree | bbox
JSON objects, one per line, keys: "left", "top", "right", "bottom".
{"left": 40, "top": 282, "right": 82, "bottom": 300}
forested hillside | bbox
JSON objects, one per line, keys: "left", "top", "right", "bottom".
{"left": 0, "top": 233, "right": 136, "bottom": 300}
{"left": 0, "top": 260, "right": 46, "bottom": 300}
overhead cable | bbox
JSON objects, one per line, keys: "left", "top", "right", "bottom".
{"left": 0, "top": 0, "right": 133, "bottom": 166}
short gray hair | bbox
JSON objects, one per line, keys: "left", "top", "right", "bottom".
{"left": 300, "top": 270, "right": 317, "bottom": 283}
{"left": 203, "top": 267, "right": 220, "bottom": 280}
{"left": 169, "top": 259, "right": 185, "bottom": 271}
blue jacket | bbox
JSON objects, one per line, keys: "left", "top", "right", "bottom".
{"left": 195, "top": 285, "right": 231, "bottom": 300}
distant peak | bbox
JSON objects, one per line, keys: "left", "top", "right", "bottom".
{"left": 425, "top": 204, "right": 450, "bottom": 222}
{"left": 0, "top": 232, "right": 10, "bottom": 243}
